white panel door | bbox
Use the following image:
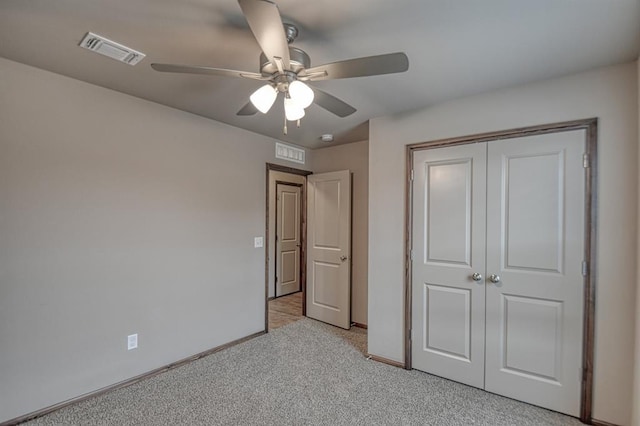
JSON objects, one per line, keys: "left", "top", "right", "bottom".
{"left": 412, "top": 144, "right": 487, "bottom": 388}
{"left": 276, "top": 183, "right": 301, "bottom": 297}
{"left": 411, "top": 130, "right": 586, "bottom": 416}
{"left": 306, "top": 170, "right": 351, "bottom": 329}
{"left": 484, "top": 131, "right": 585, "bottom": 416}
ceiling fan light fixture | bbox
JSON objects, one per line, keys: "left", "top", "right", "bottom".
{"left": 250, "top": 84, "right": 277, "bottom": 113}
{"left": 151, "top": 0, "right": 409, "bottom": 132}
{"left": 288, "top": 80, "right": 314, "bottom": 109}
{"left": 284, "top": 96, "right": 305, "bottom": 121}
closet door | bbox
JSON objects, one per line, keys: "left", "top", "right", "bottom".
{"left": 484, "top": 131, "right": 585, "bottom": 416}
{"left": 411, "top": 144, "right": 487, "bottom": 388}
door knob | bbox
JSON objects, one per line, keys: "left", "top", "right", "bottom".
{"left": 340, "top": 255, "right": 348, "bottom": 262}
{"left": 489, "top": 274, "right": 501, "bottom": 283}
{"left": 471, "top": 272, "right": 483, "bottom": 282}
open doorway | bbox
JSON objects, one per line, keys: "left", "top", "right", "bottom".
{"left": 266, "top": 163, "right": 355, "bottom": 332}
{"left": 265, "top": 163, "right": 311, "bottom": 331}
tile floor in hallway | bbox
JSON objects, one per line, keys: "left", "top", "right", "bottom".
{"left": 268, "top": 291, "right": 303, "bottom": 330}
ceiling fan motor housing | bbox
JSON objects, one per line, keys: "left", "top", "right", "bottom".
{"left": 150, "top": 1, "right": 408, "bottom": 121}
{"left": 259, "top": 47, "right": 310, "bottom": 76}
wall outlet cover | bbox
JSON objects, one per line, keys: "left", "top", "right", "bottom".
{"left": 254, "top": 237, "right": 264, "bottom": 248}
{"left": 127, "top": 334, "right": 138, "bottom": 350}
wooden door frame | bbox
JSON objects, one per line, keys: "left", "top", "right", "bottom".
{"left": 403, "top": 118, "right": 598, "bottom": 424}
{"left": 265, "top": 163, "right": 312, "bottom": 332}
{"left": 274, "top": 181, "right": 303, "bottom": 298}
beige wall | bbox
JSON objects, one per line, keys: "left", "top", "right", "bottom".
{"left": 312, "top": 140, "right": 369, "bottom": 326}
{"left": 0, "top": 57, "right": 311, "bottom": 423}
{"left": 268, "top": 170, "right": 308, "bottom": 299}
{"left": 368, "top": 62, "right": 638, "bottom": 425}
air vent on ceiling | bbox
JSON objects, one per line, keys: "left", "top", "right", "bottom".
{"left": 79, "top": 32, "right": 146, "bottom": 66}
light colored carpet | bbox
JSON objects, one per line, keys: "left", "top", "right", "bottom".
{"left": 25, "top": 319, "right": 581, "bottom": 426}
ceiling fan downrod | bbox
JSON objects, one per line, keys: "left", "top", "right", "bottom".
{"left": 283, "top": 23, "right": 298, "bottom": 44}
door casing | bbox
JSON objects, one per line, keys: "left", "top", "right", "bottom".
{"left": 265, "top": 163, "right": 311, "bottom": 332}
{"left": 404, "top": 118, "right": 598, "bottom": 424}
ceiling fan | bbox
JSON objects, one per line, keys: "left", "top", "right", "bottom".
{"left": 151, "top": 0, "right": 409, "bottom": 132}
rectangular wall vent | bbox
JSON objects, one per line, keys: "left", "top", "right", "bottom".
{"left": 276, "top": 142, "right": 305, "bottom": 164}
{"left": 79, "top": 32, "right": 146, "bottom": 66}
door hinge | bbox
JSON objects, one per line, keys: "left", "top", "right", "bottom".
{"left": 410, "top": 169, "right": 414, "bottom": 181}
{"left": 583, "top": 153, "right": 589, "bottom": 168}
{"left": 409, "top": 328, "right": 413, "bottom": 341}
{"left": 582, "top": 261, "right": 588, "bottom": 277}
{"left": 409, "top": 249, "right": 414, "bottom": 261}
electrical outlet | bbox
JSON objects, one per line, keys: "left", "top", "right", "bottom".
{"left": 254, "top": 237, "right": 263, "bottom": 248}
{"left": 127, "top": 334, "right": 138, "bottom": 350}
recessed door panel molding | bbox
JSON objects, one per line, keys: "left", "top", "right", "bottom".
{"left": 411, "top": 126, "right": 588, "bottom": 418}
{"left": 313, "top": 179, "right": 342, "bottom": 250}
{"left": 425, "top": 159, "right": 472, "bottom": 266}
{"left": 501, "top": 294, "right": 563, "bottom": 382}
{"left": 411, "top": 143, "right": 487, "bottom": 389}
{"left": 280, "top": 250, "right": 298, "bottom": 284}
{"left": 276, "top": 183, "right": 302, "bottom": 297}
{"left": 423, "top": 284, "right": 471, "bottom": 361}
{"left": 306, "top": 170, "right": 351, "bottom": 329}
{"left": 311, "top": 261, "right": 341, "bottom": 311}
{"left": 281, "top": 191, "right": 299, "bottom": 242}
{"left": 502, "top": 151, "right": 565, "bottom": 274}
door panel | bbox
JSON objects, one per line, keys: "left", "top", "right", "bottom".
{"left": 423, "top": 284, "right": 471, "bottom": 361}
{"left": 313, "top": 180, "right": 342, "bottom": 249}
{"left": 306, "top": 170, "right": 351, "bottom": 329}
{"left": 484, "top": 131, "right": 585, "bottom": 416}
{"left": 280, "top": 251, "right": 297, "bottom": 283}
{"left": 281, "top": 191, "right": 298, "bottom": 240}
{"left": 426, "top": 160, "right": 473, "bottom": 266}
{"left": 501, "top": 295, "right": 564, "bottom": 381}
{"left": 412, "top": 144, "right": 487, "bottom": 388}
{"left": 503, "top": 152, "right": 564, "bottom": 273}
{"left": 276, "top": 184, "right": 301, "bottom": 297}
{"left": 311, "top": 261, "right": 341, "bottom": 309}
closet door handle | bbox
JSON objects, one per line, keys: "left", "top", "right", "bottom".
{"left": 471, "top": 272, "right": 483, "bottom": 282}
{"left": 489, "top": 274, "right": 501, "bottom": 284}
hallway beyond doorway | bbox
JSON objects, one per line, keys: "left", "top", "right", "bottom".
{"left": 268, "top": 292, "right": 303, "bottom": 330}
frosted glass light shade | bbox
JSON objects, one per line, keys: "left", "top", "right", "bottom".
{"left": 250, "top": 84, "right": 277, "bottom": 113}
{"left": 284, "top": 97, "right": 305, "bottom": 121}
{"left": 288, "top": 81, "right": 314, "bottom": 108}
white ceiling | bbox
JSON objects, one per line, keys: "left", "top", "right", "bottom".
{"left": 1, "top": 0, "right": 639, "bottom": 149}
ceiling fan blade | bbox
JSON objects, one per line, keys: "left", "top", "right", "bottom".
{"left": 305, "top": 52, "right": 409, "bottom": 81}
{"left": 151, "top": 63, "right": 267, "bottom": 80}
{"left": 238, "top": 0, "right": 290, "bottom": 70}
{"left": 237, "top": 102, "right": 259, "bottom": 116}
{"left": 313, "top": 88, "right": 356, "bottom": 118}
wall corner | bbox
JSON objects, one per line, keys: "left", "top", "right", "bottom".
{"left": 632, "top": 57, "right": 640, "bottom": 426}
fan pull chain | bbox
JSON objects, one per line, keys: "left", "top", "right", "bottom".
{"left": 283, "top": 115, "right": 288, "bottom": 135}
{"left": 297, "top": 119, "right": 301, "bottom": 128}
